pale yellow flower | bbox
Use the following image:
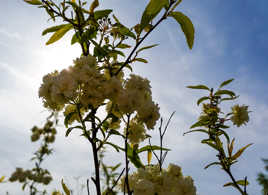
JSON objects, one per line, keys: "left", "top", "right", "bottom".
{"left": 230, "top": 104, "right": 249, "bottom": 127}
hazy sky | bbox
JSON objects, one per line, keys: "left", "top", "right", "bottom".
{"left": 1, "top": 0, "right": 268, "bottom": 195}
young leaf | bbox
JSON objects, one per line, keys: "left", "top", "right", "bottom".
{"left": 117, "top": 26, "right": 136, "bottom": 39}
{"left": 138, "top": 145, "right": 170, "bottom": 153}
{"left": 220, "top": 96, "right": 238, "bottom": 102}
{"left": 105, "top": 142, "right": 124, "bottom": 152}
{"left": 0, "top": 176, "right": 5, "bottom": 183}
{"left": 61, "top": 179, "right": 70, "bottom": 195}
{"left": 23, "top": 0, "right": 42, "bottom": 5}
{"left": 65, "top": 126, "right": 83, "bottom": 137}
{"left": 183, "top": 129, "right": 208, "bottom": 136}
{"left": 223, "top": 182, "right": 236, "bottom": 187}
{"left": 217, "top": 130, "right": 230, "bottom": 143}
{"left": 223, "top": 180, "right": 249, "bottom": 187}
{"left": 236, "top": 179, "right": 250, "bottom": 186}
{"left": 94, "top": 9, "right": 113, "bottom": 20}
{"left": 42, "top": 24, "right": 71, "bottom": 36}
{"left": 108, "top": 129, "right": 124, "bottom": 137}
{"left": 228, "top": 138, "right": 235, "bottom": 157}
{"left": 231, "top": 143, "right": 253, "bottom": 160}
{"left": 64, "top": 111, "right": 77, "bottom": 128}
{"left": 127, "top": 144, "right": 144, "bottom": 168}
{"left": 117, "top": 43, "right": 131, "bottom": 49}
{"left": 71, "top": 32, "right": 79, "bottom": 45}
{"left": 147, "top": 150, "right": 152, "bottom": 165}
{"left": 186, "top": 85, "right": 210, "bottom": 91}
{"left": 140, "top": 0, "right": 168, "bottom": 30}
{"left": 89, "top": 0, "right": 99, "bottom": 14}
{"left": 214, "top": 90, "right": 236, "bottom": 97}
{"left": 204, "top": 162, "right": 221, "bottom": 169}
{"left": 197, "top": 96, "right": 210, "bottom": 106}
{"left": 219, "top": 78, "right": 234, "bottom": 88}
{"left": 46, "top": 24, "right": 73, "bottom": 45}
{"left": 136, "top": 44, "right": 159, "bottom": 54}
{"left": 134, "top": 58, "right": 148, "bottom": 63}
{"left": 201, "top": 139, "right": 219, "bottom": 151}
{"left": 168, "top": 11, "right": 195, "bottom": 49}
{"left": 190, "top": 120, "right": 205, "bottom": 129}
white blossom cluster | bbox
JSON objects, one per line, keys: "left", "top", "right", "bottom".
{"left": 126, "top": 119, "right": 146, "bottom": 144}
{"left": 120, "top": 164, "right": 196, "bottom": 195}
{"left": 39, "top": 55, "right": 160, "bottom": 136}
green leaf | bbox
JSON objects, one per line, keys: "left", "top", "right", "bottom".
{"left": 134, "top": 58, "right": 148, "bottom": 63}
{"left": 71, "top": 32, "right": 79, "bottom": 45}
{"left": 186, "top": 85, "right": 210, "bottom": 91}
{"left": 22, "top": 182, "right": 27, "bottom": 190}
{"left": 136, "top": 44, "right": 159, "bottom": 54}
{"left": 117, "top": 26, "right": 136, "bottom": 39}
{"left": 228, "top": 138, "right": 235, "bottom": 157}
{"left": 183, "top": 129, "right": 208, "bottom": 136}
{"left": 236, "top": 180, "right": 250, "bottom": 186}
{"left": 64, "top": 111, "right": 76, "bottom": 128}
{"left": 220, "top": 96, "right": 238, "bottom": 102}
{"left": 204, "top": 162, "right": 221, "bottom": 169}
{"left": 231, "top": 143, "right": 253, "bottom": 160}
{"left": 23, "top": 0, "right": 42, "bottom": 5}
{"left": 111, "top": 163, "right": 121, "bottom": 172}
{"left": 140, "top": 0, "right": 169, "bottom": 30}
{"left": 169, "top": 11, "right": 195, "bottom": 49}
{"left": 197, "top": 96, "right": 210, "bottom": 106}
{"left": 94, "top": 9, "right": 113, "bottom": 20}
{"left": 110, "top": 50, "right": 125, "bottom": 57}
{"left": 223, "top": 180, "right": 249, "bottom": 187}
{"left": 108, "top": 129, "right": 124, "bottom": 137}
{"left": 127, "top": 144, "right": 144, "bottom": 168}
{"left": 147, "top": 150, "right": 152, "bottom": 164}
{"left": 42, "top": 24, "right": 71, "bottom": 36}
{"left": 46, "top": 24, "right": 73, "bottom": 45}
{"left": 223, "top": 182, "right": 236, "bottom": 187}
{"left": 45, "top": 7, "right": 55, "bottom": 21}
{"left": 105, "top": 142, "right": 124, "bottom": 152}
{"left": 117, "top": 43, "right": 131, "bottom": 49}
{"left": 217, "top": 130, "right": 230, "bottom": 143}
{"left": 138, "top": 145, "right": 170, "bottom": 153}
{"left": 190, "top": 120, "right": 205, "bottom": 129}
{"left": 125, "top": 64, "right": 133, "bottom": 72}
{"left": 61, "top": 179, "right": 70, "bottom": 195}
{"left": 89, "top": 0, "right": 99, "bottom": 14}
{"left": 201, "top": 139, "right": 219, "bottom": 151}
{"left": 65, "top": 126, "right": 83, "bottom": 137}
{"left": 0, "top": 176, "right": 5, "bottom": 183}
{"left": 112, "top": 14, "right": 120, "bottom": 24}
{"left": 214, "top": 90, "right": 236, "bottom": 97}
{"left": 219, "top": 78, "right": 234, "bottom": 88}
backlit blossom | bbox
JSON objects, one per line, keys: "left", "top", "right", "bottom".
{"left": 119, "top": 164, "right": 196, "bottom": 195}
{"left": 230, "top": 104, "right": 249, "bottom": 127}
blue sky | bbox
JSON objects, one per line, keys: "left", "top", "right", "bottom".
{"left": 0, "top": 0, "right": 268, "bottom": 195}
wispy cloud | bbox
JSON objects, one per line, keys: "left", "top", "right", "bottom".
{"left": 0, "top": 27, "right": 22, "bottom": 41}
{"left": 0, "top": 62, "right": 35, "bottom": 85}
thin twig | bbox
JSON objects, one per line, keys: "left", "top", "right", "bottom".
{"left": 110, "top": 168, "right": 125, "bottom": 192}
{"left": 115, "top": 2, "right": 175, "bottom": 75}
{"left": 86, "top": 179, "right": 90, "bottom": 195}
